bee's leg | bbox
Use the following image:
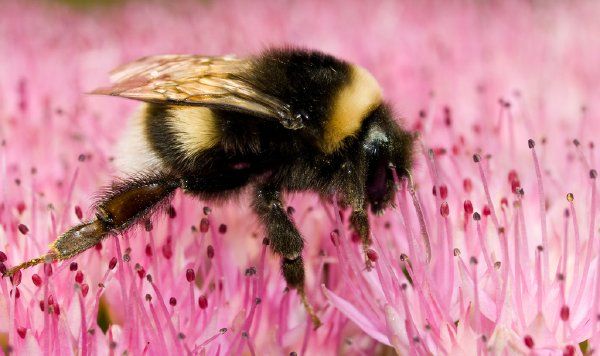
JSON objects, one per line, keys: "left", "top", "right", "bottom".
{"left": 342, "top": 159, "right": 373, "bottom": 270}
{"left": 350, "top": 208, "right": 373, "bottom": 268}
{"left": 5, "top": 174, "right": 180, "bottom": 277}
{"left": 252, "top": 183, "right": 322, "bottom": 328}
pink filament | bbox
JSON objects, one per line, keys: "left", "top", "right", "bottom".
{"left": 475, "top": 158, "right": 501, "bottom": 231}
{"left": 78, "top": 290, "right": 88, "bottom": 356}
{"left": 535, "top": 248, "right": 543, "bottom": 315}
{"left": 530, "top": 144, "right": 549, "bottom": 285}
{"left": 149, "top": 277, "right": 184, "bottom": 354}
{"left": 572, "top": 177, "right": 596, "bottom": 311}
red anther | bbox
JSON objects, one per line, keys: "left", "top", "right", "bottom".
{"left": 44, "top": 263, "right": 53, "bottom": 277}
{"left": 81, "top": 283, "right": 89, "bottom": 297}
{"left": 483, "top": 205, "right": 491, "bottom": 216}
{"left": 350, "top": 232, "right": 361, "bottom": 243}
{"left": 11, "top": 270, "right": 22, "bottom": 286}
{"left": 464, "top": 200, "right": 474, "bottom": 215}
{"left": 198, "top": 295, "right": 208, "bottom": 309}
{"left": 366, "top": 249, "right": 379, "bottom": 262}
{"left": 432, "top": 185, "right": 437, "bottom": 196}
{"left": 69, "top": 262, "right": 78, "bottom": 271}
{"left": 563, "top": 345, "right": 575, "bottom": 356}
{"left": 523, "top": 335, "right": 534, "bottom": 349}
{"left": 39, "top": 300, "right": 45, "bottom": 312}
{"left": 108, "top": 257, "right": 118, "bottom": 270}
{"left": 75, "top": 206, "right": 83, "bottom": 220}
{"left": 218, "top": 224, "right": 227, "bottom": 234}
{"left": 54, "top": 304, "right": 60, "bottom": 315}
{"left": 443, "top": 106, "right": 452, "bottom": 126}
{"left": 95, "top": 242, "right": 102, "bottom": 251}
{"left": 463, "top": 178, "right": 473, "bottom": 193}
{"left": 511, "top": 179, "right": 521, "bottom": 194}
{"left": 169, "top": 297, "right": 177, "bottom": 307}
{"left": 47, "top": 295, "right": 54, "bottom": 306}
{"left": 439, "top": 184, "right": 448, "bottom": 200}
{"left": 16, "top": 201, "right": 26, "bottom": 215}
{"left": 137, "top": 267, "right": 146, "bottom": 279}
{"left": 162, "top": 241, "right": 173, "bottom": 259}
{"left": 17, "top": 327, "right": 26, "bottom": 339}
{"left": 440, "top": 202, "right": 450, "bottom": 217}
{"left": 32, "top": 274, "right": 42, "bottom": 287}
{"left": 330, "top": 231, "right": 339, "bottom": 246}
{"left": 500, "top": 197, "right": 508, "bottom": 207}
{"left": 451, "top": 145, "right": 460, "bottom": 155}
{"left": 560, "top": 305, "right": 570, "bottom": 321}
{"left": 186, "top": 268, "right": 195, "bottom": 282}
{"left": 18, "top": 224, "right": 29, "bottom": 235}
{"left": 14, "top": 288, "right": 20, "bottom": 299}
{"left": 433, "top": 147, "right": 446, "bottom": 156}
{"left": 0, "top": 262, "right": 6, "bottom": 275}
{"left": 75, "top": 271, "right": 84, "bottom": 284}
{"left": 200, "top": 218, "right": 209, "bottom": 233}
{"left": 145, "top": 244, "right": 153, "bottom": 257}
{"left": 0, "top": 251, "right": 7, "bottom": 262}
{"left": 508, "top": 170, "right": 519, "bottom": 183}
{"left": 206, "top": 245, "right": 215, "bottom": 259}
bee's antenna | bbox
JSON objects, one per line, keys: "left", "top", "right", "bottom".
{"left": 298, "top": 287, "right": 322, "bottom": 329}
{"left": 3, "top": 252, "right": 57, "bottom": 278}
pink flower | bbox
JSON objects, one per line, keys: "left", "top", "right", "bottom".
{"left": 2, "top": 0, "right": 600, "bottom": 354}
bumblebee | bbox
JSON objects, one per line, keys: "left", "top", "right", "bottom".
{"left": 6, "top": 48, "right": 414, "bottom": 326}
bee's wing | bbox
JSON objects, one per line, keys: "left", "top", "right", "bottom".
{"left": 91, "top": 55, "right": 304, "bottom": 129}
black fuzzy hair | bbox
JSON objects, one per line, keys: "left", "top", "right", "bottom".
{"left": 91, "top": 172, "right": 180, "bottom": 233}
{"left": 248, "top": 47, "right": 352, "bottom": 140}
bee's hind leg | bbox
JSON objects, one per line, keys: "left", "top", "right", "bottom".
{"left": 252, "top": 182, "right": 322, "bottom": 328}
{"left": 4, "top": 173, "right": 180, "bottom": 277}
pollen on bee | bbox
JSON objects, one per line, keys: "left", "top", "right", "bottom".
{"left": 167, "top": 106, "right": 220, "bottom": 158}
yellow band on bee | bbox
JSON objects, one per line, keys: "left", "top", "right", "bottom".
{"left": 322, "top": 65, "right": 382, "bottom": 153}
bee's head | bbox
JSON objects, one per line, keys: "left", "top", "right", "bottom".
{"left": 361, "top": 104, "right": 414, "bottom": 214}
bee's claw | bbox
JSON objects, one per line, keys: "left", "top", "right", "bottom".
{"left": 3, "top": 253, "right": 56, "bottom": 278}
{"left": 298, "top": 287, "right": 322, "bottom": 329}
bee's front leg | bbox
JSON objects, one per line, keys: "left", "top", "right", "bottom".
{"left": 340, "top": 159, "right": 373, "bottom": 271}
{"left": 350, "top": 207, "right": 374, "bottom": 271}
{"left": 252, "top": 182, "right": 321, "bottom": 328}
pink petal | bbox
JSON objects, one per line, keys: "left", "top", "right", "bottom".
{"left": 322, "top": 285, "right": 390, "bottom": 345}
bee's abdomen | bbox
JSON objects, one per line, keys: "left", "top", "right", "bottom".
{"left": 144, "top": 104, "right": 221, "bottom": 171}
